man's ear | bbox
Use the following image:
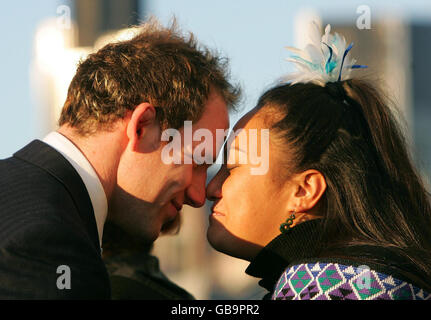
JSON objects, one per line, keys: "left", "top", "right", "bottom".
{"left": 126, "top": 103, "right": 160, "bottom": 152}
{"left": 292, "top": 169, "right": 327, "bottom": 212}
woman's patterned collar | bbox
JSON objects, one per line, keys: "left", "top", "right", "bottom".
{"left": 245, "top": 219, "right": 323, "bottom": 293}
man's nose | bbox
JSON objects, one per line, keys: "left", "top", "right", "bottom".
{"left": 184, "top": 184, "right": 206, "bottom": 208}
{"left": 184, "top": 171, "right": 207, "bottom": 208}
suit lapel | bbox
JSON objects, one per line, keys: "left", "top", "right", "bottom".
{"left": 13, "top": 140, "right": 101, "bottom": 251}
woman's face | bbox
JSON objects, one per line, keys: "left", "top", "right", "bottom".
{"left": 206, "top": 109, "right": 297, "bottom": 260}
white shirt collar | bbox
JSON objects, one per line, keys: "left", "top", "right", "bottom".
{"left": 43, "top": 132, "right": 108, "bottom": 249}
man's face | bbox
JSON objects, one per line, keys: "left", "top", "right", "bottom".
{"left": 109, "top": 91, "right": 229, "bottom": 243}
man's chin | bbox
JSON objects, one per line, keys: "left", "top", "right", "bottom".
{"left": 161, "top": 213, "right": 182, "bottom": 235}
{"left": 114, "top": 217, "right": 161, "bottom": 244}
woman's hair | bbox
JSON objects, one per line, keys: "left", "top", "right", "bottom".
{"left": 257, "top": 79, "right": 431, "bottom": 288}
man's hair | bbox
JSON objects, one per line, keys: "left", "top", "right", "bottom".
{"left": 59, "top": 19, "right": 240, "bottom": 135}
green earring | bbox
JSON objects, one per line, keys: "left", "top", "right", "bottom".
{"left": 280, "top": 212, "right": 296, "bottom": 234}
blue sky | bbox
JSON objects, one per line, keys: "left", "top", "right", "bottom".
{"left": 0, "top": 0, "right": 430, "bottom": 158}
{"left": 0, "top": 0, "right": 60, "bottom": 158}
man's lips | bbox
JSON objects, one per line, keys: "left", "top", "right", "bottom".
{"left": 171, "top": 200, "right": 183, "bottom": 212}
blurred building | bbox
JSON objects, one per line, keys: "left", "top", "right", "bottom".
{"left": 411, "top": 24, "right": 431, "bottom": 190}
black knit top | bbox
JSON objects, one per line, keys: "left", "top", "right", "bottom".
{"left": 245, "top": 219, "right": 430, "bottom": 300}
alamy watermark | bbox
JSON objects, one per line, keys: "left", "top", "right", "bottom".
{"left": 356, "top": 5, "right": 371, "bottom": 30}
{"left": 161, "top": 121, "right": 270, "bottom": 175}
{"left": 56, "top": 5, "right": 71, "bottom": 30}
{"left": 56, "top": 265, "right": 71, "bottom": 290}
{"left": 355, "top": 265, "right": 372, "bottom": 290}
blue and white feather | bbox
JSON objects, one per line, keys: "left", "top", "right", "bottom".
{"left": 284, "top": 22, "right": 367, "bottom": 86}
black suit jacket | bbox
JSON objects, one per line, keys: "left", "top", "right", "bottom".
{"left": 0, "top": 140, "right": 110, "bottom": 299}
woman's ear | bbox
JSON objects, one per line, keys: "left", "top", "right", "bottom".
{"left": 293, "top": 169, "right": 327, "bottom": 212}
{"left": 126, "top": 103, "right": 160, "bottom": 152}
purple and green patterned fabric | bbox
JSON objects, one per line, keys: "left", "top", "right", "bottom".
{"left": 272, "top": 262, "right": 431, "bottom": 300}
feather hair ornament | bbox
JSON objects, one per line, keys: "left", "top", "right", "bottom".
{"left": 284, "top": 22, "right": 367, "bottom": 86}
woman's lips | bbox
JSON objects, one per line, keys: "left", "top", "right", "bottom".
{"left": 210, "top": 205, "right": 225, "bottom": 216}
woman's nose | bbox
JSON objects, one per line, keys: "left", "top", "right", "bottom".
{"left": 206, "top": 168, "right": 225, "bottom": 201}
